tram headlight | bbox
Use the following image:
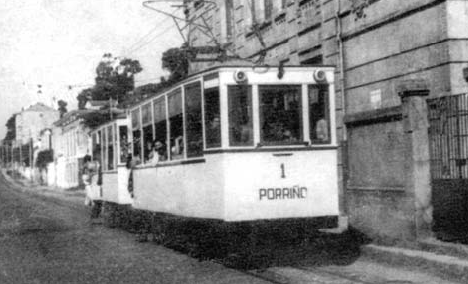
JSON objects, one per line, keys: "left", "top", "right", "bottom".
{"left": 234, "top": 70, "right": 248, "bottom": 84}
{"left": 313, "top": 70, "right": 327, "bottom": 83}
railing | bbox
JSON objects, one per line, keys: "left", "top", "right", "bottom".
{"left": 428, "top": 93, "right": 468, "bottom": 179}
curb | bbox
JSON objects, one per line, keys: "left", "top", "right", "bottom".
{"left": 362, "top": 244, "right": 468, "bottom": 283}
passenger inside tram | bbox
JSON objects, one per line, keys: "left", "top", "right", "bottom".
{"left": 260, "top": 85, "right": 302, "bottom": 145}
{"left": 315, "top": 114, "right": 329, "bottom": 142}
{"left": 171, "top": 135, "right": 184, "bottom": 159}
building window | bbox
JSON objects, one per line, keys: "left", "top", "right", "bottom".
{"left": 107, "top": 125, "right": 114, "bottom": 170}
{"left": 259, "top": 85, "right": 302, "bottom": 145}
{"left": 168, "top": 89, "right": 184, "bottom": 160}
{"left": 142, "top": 102, "right": 154, "bottom": 163}
{"left": 204, "top": 87, "right": 221, "bottom": 148}
{"left": 131, "top": 108, "right": 142, "bottom": 164}
{"left": 309, "top": 85, "right": 330, "bottom": 144}
{"left": 153, "top": 97, "right": 168, "bottom": 161}
{"left": 228, "top": 85, "right": 253, "bottom": 146}
{"left": 265, "top": 0, "right": 273, "bottom": 20}
{"left": 184, "top": 82, "right": 203, "bottom": 158}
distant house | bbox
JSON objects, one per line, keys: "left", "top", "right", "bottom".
{"left": 15, "top": 103, "right": 59, "bottom": 146}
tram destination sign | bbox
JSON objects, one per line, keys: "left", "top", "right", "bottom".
{"left": 259, "top": 186, "right": 307, "bottom": 201}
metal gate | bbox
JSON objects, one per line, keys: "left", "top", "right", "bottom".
{"left": 428, "top": 94, "right": 468, "bottom": 242}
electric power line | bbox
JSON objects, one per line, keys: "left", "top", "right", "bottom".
{"left": 122, "top": 6, "right": 182, "bottom": 56}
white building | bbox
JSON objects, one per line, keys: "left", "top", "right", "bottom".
{"left": 15, "top": 103, "right": 59, "bottom": 145}
{"left": 52, "top": 110, "right": 95, "bottom": 188}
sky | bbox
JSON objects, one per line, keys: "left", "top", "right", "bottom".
{"left": 0, "top": 0, "right": 183, "bottom": 139}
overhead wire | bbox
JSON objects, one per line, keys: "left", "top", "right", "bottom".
{"left": 122, "top": 5, "right": 183, "bottom": 56}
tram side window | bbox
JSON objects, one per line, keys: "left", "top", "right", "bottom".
{"left": 107, "top": 125, "right": 114, "bottom": 170}
{"left": 228, "top": 85, "right": 253, "bottom": 146}
{"left": 259, "top": 85, "right": 303, "bottom": 145}
{"left": 204, "top": 87, "right": 221, "bottom": 148}
{"left": 168, "top": 89, "right": 184, "bottom": 160}
{"left": 154, "top": 98, "right": 168, "bottom": 161}
{"left": 185, "top": 82, "right": 203, "bottom": 158}
{"left": 309, "top": 85, "right": 330, "bottom": 144}
{"left": 102, "top": 129, "right": 108, "bottom": 171}
{"left": 131, "top": 108, "right": 142, "bottom": 165}
{"left": 92, "top": 132, "right": 102, "bottom": 166}
{"left": 141, "top": 102, "right": 154, "bottom": 163}
{"left": 119, "top": 126, "right": 128, "bottom": 164}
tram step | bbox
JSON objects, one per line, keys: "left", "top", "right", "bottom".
{"left": 362, "top": 243, "right": 468, "bottom": 283}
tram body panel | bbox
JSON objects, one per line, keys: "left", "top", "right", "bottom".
{"left": 222, "top": 150, "right": 339, "bottom": 222}
{"left": 131, "top": 160, "right": 225, "bottom": 219}
{"left": 101, "top": 172, "right": 119, "bottom": 203}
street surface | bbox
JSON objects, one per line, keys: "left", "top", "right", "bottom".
{"left": 0, "top": 172, "right": 462, "bottom": 284}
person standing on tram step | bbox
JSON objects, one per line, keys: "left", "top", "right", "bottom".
{"left": 82, "top": 155, "right": 93, "bottom": 206}
{"left": 83, "top": 155, "right": 103, "bottom": 224}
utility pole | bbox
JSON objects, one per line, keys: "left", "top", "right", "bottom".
{"left": 29, "top": 138, "right": 33, "bottom": 181}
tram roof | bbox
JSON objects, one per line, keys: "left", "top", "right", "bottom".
{"left": 128, "top": 64, "right": 336, "bottom": 110}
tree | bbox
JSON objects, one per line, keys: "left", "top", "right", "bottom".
{"left": 162, "top": 47, "right": 189, "bottom": 84}
{"left": 3, "top": 114, "right": 16, "bottom": 144}
{"left": 77, "top": 88, "right": 93, "bottom": 110}
{"left": 76, "top": 53, "right": 143, "bottom": 108}
{"left": 58, "top": 100, "right": 68, "bottom": 118}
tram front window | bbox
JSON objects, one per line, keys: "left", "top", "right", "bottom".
{"left": 204, "top": 87, "right": 221, "bottom": 148}
{"left": 185, "top": 82, "right": 203, "bottom": 158}
{"left": 309, "top": 85, "right": 330, "bottom": 144}
{"left": 228, "top": 85, "right": 253, "bottom": 146}
{"left": 260, "top": 85, "right": 302, "bottom": 145}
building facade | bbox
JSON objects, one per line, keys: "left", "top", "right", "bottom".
{"left": 186, "top": 0, "right": 468, "bottom": 242}
{"left": 52, "top": 110, "right": 93, "bottom": 188}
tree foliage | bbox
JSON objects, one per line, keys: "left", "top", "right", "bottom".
{"left": 58, "top": 100, "right": 68, "bottom": 118}
{"left": 76, "top": 53, "right": 143, "bottom": 109}
{"left": 36, "top": 149, "right": 54, "bottom": 169}
{"left": 162, "top": 47, "right": 189, "bottom": 84}
{"left": 3, "top": 114, "right": 16, "bottom": 143}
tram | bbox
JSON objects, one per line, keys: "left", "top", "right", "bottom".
{"left": 93, "top": 65, "right": 339, "bottom": 230}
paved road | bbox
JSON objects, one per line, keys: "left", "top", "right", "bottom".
{"left": 0, "top": 172, "right": 462, "bottom": 284}
{"left": 0, "top": 173, "right": 273, "bottom": 284}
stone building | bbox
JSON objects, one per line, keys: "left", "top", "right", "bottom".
{"left": 185, "top": 0, "right": 468, "bottom": 242}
